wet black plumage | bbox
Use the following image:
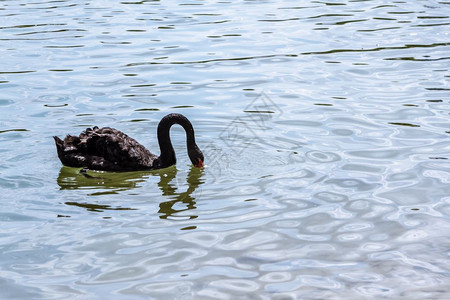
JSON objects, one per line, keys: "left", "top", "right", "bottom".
{"left": 53, "top": 113, "right": 204, "bottom": 171}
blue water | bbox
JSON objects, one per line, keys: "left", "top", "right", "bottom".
{"left": 1, "top": 0, "right": 449, "bottom": 299}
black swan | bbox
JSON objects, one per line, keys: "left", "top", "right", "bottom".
{"left": 53, "top": 113, "right": 204, "bottom": 171}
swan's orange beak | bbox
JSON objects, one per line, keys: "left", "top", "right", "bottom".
{"left": 196, "top": 159, "right": 203, "bottom": 168}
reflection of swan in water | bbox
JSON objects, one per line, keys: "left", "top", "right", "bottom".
{"left": 57, "top": 165, "right": 204, "bottom": 218}
{"left": 157, "top": 165, "right": 204, "bottom": 220}
{"left": 57, "top": 166, "right": 149, "bottom": 194}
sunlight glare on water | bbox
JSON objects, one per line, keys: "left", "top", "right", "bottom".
{"left": 0, "top": 0, "right": 449, "bottom": 299}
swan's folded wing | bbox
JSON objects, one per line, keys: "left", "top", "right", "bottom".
{"left": 84, "top": 127, "right": 157, "bottom": 169}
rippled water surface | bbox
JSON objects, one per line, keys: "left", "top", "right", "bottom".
{"left": 1, "top": 0, "right": 449, "bottom": 299}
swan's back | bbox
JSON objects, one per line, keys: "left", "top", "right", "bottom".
{"left": 54, "top": 126, "right": 157, "bottom": 171}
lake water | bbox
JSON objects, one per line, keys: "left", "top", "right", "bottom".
{"left": 1, "top": 0, "right": 449, "bottom": 299}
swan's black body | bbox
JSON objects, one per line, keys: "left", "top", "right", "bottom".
{"left": 53, "top": 113, "right": 204, "bottom": 171}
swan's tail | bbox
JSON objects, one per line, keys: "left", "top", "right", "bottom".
{"left": 53, "top": 136, "right": 65, "bottom": 162}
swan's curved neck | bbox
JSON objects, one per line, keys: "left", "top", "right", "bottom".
{"left": 156, "top": 113, "right": 197, "bottom": 168}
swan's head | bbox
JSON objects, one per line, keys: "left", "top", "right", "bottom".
{"left": 189, "top": 145, "right": 204, "bottom": 168}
